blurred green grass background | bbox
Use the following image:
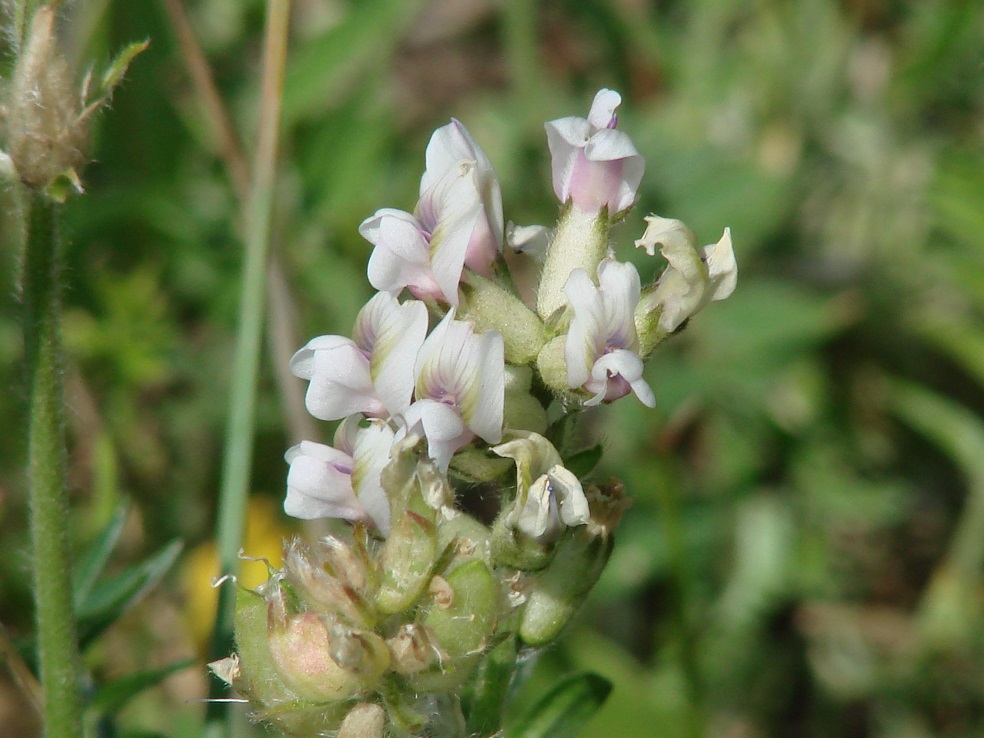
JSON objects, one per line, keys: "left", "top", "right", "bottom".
{"left": 2, "top": 0, "right": 984, "bottom": 736}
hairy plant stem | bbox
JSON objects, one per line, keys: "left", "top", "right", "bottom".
{"left": 22, "top": 192, "right": 84, "bottom": 738}
{"left": 205, "top": 0, "right": 291, "bottom": 735}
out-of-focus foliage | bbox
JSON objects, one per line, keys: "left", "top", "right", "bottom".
{"left": 1, "top": 0, "right": 983, "bottom": 736}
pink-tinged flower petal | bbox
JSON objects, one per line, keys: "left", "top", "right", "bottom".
{"left": 415, "top": 311, "right": 504, "bottom": 445}
{"left": 562, "top": 268, "right": 606, "bottom": 388}
{"left": 349, "top": 419, "right": 396, "bottom": 533}
{"left": 353, "top": 293, "right": 428, "bottom": 417}
{"left": 596, "top": 258, "right": 641, "bottom": 349}
{"left": 564, "top": 259, "right": 653, "bottom": 407}
{"left": 289, "top": 334, "right": 351, "bottom": 380}
{"left": 422, "top": 119, "right": 504, "bottom": 269}
{"left": 363, "top": 209, "right": 445, "bottom": 302}
{"left": 544, "top": 90, "right": 645, "bottom": 215}
{"left": 284, "top": 440, "right": 361, "bottom": 520}
{"left": 399, "top": 399, "right": 470, "bottom": 472}
{"left": 545, "top": 117, "right": 590, "bottom": 205}
{"left": 418, "top": 164, "right": 484, "bottom": 306}
{"left": 578, "top": 128, "right": 645, "bottom": 213}
{"left": 363, "top": 120, "right": 504, "bottom": 305}
{"left": 414, "top": 309, "right": 464, "bottom": 400}
{"left": 285, "top": 420, "right": 396, "bottom": 532}
{"left": 464, "top": 329, "right": 504, "bottom": 445}
{"left": 290, "top": 336, "right": 384, "bottom": 421}
{"left": 587, "top": 88, "right": 622, "bottom": 129}
{"left": 584, "top": 349, "right": 655, "bottom": 408}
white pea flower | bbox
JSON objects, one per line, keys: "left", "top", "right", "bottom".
{"left": 400, "top": 310, "right": 504, "bottom": 471}
{"left": 635, "top": 216, "right": 737, "bottom": 334}
{"left": 284, "top": 417, "right": 395, "bottom": 533}
{"left": 492, "top": 431, "right": 589, "bottom": 543}
{"left": 290, "top": 292, "right": 428, "bottom": 421}
{"left": 563, "top": 258, "right": 656, "bottom": 407}
{"left": 420, "top": 119, "right": 504, "bottom": 277}
{"left": 545, "top": 88, "right": 645, "bottom": 216}
{"left": 361, "top": 120, "right": 503, "bottom": 306}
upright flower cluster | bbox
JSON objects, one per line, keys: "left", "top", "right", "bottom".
{"left": 217, "top": 90, "right": 738, "bottom": 738}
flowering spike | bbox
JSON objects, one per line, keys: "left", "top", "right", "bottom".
{"left": 223, "top": 87, "right": 737, "bottom": 738}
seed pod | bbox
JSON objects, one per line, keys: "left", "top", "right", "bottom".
{"left": 339, "top": 702, "right": 386, "bottom": 738}
{"left": 411, "top": 559, "right": 499, "bottom": 692}
{"left": 267, "top": 611, "right": 373, "bottom": 702}
{"left": 375, "top": 509, "right": 438, "bottom": 614}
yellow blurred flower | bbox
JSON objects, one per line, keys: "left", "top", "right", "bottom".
{"left": 181, "top": 496, "right": 294, "bottom": 651}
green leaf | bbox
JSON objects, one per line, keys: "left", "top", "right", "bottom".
{"left": 77, "top": 540, "right": 183, "bottom": 650}
{"left": 510, "top": 672, "right": 613, "bottom": 738}
{"left": 73, "top": 499, "right": 130, "bottom": 610}
{"left": 98, "top": 40, "right": 151, "bottom": 98}
{"left": 887, "top": 379, "right": 984, "bottom": 644}
{"left": 564, "top": 444, "right": 603, "bottom": 479}
{"left": 462, "top": 634, "right": 518, "bottom": 736}
{"left": 90, "top": 658, "right": 195, "bottom": 716}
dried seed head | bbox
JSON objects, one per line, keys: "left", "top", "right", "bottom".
{"left": 8, "top": 6, "right": 88, "bottom": 190}
{"left": 386, "top": 623, "right": 446, "bottom": 675}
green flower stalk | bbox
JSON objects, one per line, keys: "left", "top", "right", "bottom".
{"left": 21, "top": 188, "right": 82, "bottom": 738}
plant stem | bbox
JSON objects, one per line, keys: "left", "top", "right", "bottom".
{"left": 22, "top": 192, "right": 84, "bottom": 738}
{"left": 205, "top": 0, "right": 291, "bottom": 734}
{"left": 161, "top": 0, "right": 318, "bottom": 447}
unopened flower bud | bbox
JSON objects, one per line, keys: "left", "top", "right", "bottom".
{"left": 503, "top": 365, "right": 549, "bottom": 435}
{"left": 339, "top": 702, "right": 386, "bottom": 738}
{"left": 283, "top": 537, "right": 373, "bottom": 627}
{"left": 518, "top": 480, "right": 628, "bottom": 646}
{"left": 506, "top": 222, "right": 552, "bottom": 260}
{"left": 411, "top": 559, "right": 499, "bottom": 692}
{"left": 8, "top": 6, "right": 87, "bottom": 190}
{"left": 459, "top": 271, "right": 547, "bottom": 364}
{"left": 375, "top": 509, "right": 438, "bottom": 614}
{"left": 535, "top": 335, "right": 571, "bottom": 396}
{"left": 268, "top": 611, "right": 381, "bottom": 702}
